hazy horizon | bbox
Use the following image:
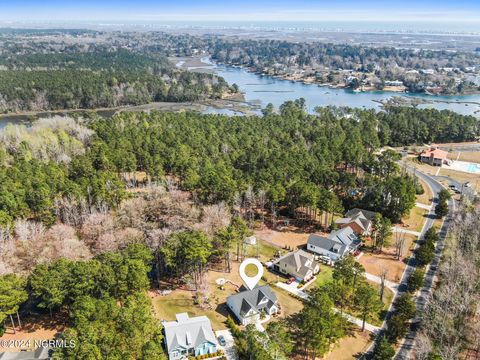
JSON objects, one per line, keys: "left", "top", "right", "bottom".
{"left": 1, "top": 0, "right": 480, "bottom": 33}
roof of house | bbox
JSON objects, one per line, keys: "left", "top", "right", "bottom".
{"left": 336, "top": 209, "right": 375, "bottom": 232}
{"left": 307, "top": 227, "right": 360, "bottom": 255}
{"left": 420, "top": 147, "right": 448, "bottom": 160}
{"left": 273, "top": 249, "right": 318, "bottom": 278}
{"left": 344, "top": 208, "right": 378, "bottom": 221}
{"left": 163, "top": 313, "right": 217, "bottom": 352}
{"left": 329, "top": 227, "right": 360, "bottom": 244}
{"left": 0, "top": 348, "right": 50, "bottom": 360}
{"left": 308, "top": 233, "right": 349, "bottom": 255}
{"left": 227, "top": 285, "right": 278, "bottom": 319}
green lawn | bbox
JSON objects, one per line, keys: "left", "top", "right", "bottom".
{"left": 345, "top": 281, "right": 395, "bottom": 327}
{"left": 153, "top": 291, "right": 230, "bottom": 330}
{"left": 402, "top": 206, "right": 428, "bottom": 232}
{"left": 244, "top": 240, "right": 281, "bottom": 262}
{"left": 314, "top": 264, "right": 334, "bottom": 287}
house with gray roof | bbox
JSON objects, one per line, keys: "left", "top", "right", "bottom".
{"left": 163, "top": 313, "right": 217, "bottom": 360}
{"left": 0, "top": 347, "right": 50, "bottom": 360}
{"left": 307, "top": 227, "right": 361, "bottom": 261}
{"left": 272, "top": 249, "right": 319, "bottom": 282}
{"left": 226, "top": 285, "right": 279, "bottom": 326}
{"left": 335, "top": 208, "right": 377, "bottom": 236}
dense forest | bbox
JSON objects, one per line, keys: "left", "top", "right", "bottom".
{"left": 0, "top": 104, "right": 478, "bottom": 228}
{"left": 2, "top": 29, "right": 480, "bottom": 98}
{"left": 0, "top": 50, "right": 235, "bottom": 113}
{"left": 415, "top": 205, "right": 480, "bottom": 358}
{"left": 0, "top": 103, "right": 478, "bottom": 358}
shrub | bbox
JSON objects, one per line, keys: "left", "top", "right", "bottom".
{"left": 415, "top": 181, "right": 424, "bottom": 195}
{"left": 372, "top": 335, "right": 395, "bottom": 359}
{"left": 386, "top": 314, "right": 409, "bottom": 343}
{"left": 407, "top": 269, "right": 425, "bottom": 293}
{"left": 416, "top": 240, "right": 435, "bottom": 266}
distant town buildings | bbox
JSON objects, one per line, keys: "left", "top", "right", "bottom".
{"left": 384, "top": 80, "right": 404, "bottom": 87}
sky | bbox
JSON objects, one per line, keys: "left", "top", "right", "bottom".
{"left": 0, "top": 0, "right": 479, "bottom": 25}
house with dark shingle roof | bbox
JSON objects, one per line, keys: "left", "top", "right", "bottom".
{"left": 335, "top": 208, "right": 377, "bottom": 235}
{"left": 272, "top": 249, "right": 319, "bottom": 282}
{"left": 226, "top": 285, "right": 279, "bottom": 325}
{"left": 163, "top": 313, "right": 217, "bottom": 360}
{"left": 307, "top": 227, "right": 361, "bottom": 261}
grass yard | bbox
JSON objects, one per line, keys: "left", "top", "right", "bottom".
{"left": 314, "top": 264, "right": 334, "bottom": 287}
{"left": 243, "top": 239, "right": 280, "bottom": 261}
{"left": 447, "top": 150, "right": 480, "bottom": 163}
{"left": 152, "top": 289, "right": 230, "bottom": 330}
{"left": 416, "top": 177, "right": 433, "bottom": 205}
{"left": 273, "top": 287, "right": 305, "bottom": 317}
{"left": 401, "top": 206, "right": 428, "bottom": 233}
{"left": 359, "top": 233, "right": 417, "bottom": 282}
{"left": 254, "top": 228, "right": 310, "bottom": 250}
{"left": 152, "top": 239, "right": 302, "bottom": 330}
{"left": 364, "top": 281, "right": 394, "bottom": 327}
{"left": 321, "top": 330, "right": 372, "bottom": 360}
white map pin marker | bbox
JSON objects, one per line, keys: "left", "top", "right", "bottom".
{"left": 239, "top": 258, "right": 264, "bottom": 291}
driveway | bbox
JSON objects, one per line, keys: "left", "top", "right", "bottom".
{"left": 215, "top": 329, "right": 238, "bottom": 360}
{"left": 365, "top": 272, "right": 399, "bottom": 294}
{"left": 275, "top": 281, "right": 309, "bottom": 300}
{"left": 275, "top": 281, "right": 380, "bottom": 333}
{"left": 392, "top": 227, "right": 422, "bottom": 237}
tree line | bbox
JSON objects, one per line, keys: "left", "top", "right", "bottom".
{"left": 1, "top": 104, "right": 476, "bottom": 228}
{"left": 0, "top": 50, "right": 235, "bottom": 113}
{"left": 0, "top": 244, "right": 165, "bottom": 359}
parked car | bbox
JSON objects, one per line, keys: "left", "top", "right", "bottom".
{"left": 353, "top": 250, "right": 361, "bottom": 256}
{"left": 218, "top": 335, "right": 226, "bottom": 346}
{"left": 286, "top": 277, "right": 295, "bottom": 285}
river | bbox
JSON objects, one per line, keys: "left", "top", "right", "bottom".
{"left": 1, "top": 58, "right": 480, "bottom": 129}
{"left": 202, "top": 59, "right": 480, "bottom": 116}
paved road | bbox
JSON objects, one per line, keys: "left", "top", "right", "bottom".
{"left": 363, "top": 165, "right": 453, "bottom": 359}
{"left": 216, "top": 329, "right": 238, "bottom": 360}
{"left": 393, "top": 166, "right": 454, "bottom": 359}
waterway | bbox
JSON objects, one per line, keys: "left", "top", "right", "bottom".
{"left": 1, "top": 57, "right": 480, "bottom": 129}
{"left": 204, "top": 60, "right": 480, "bottom": 116}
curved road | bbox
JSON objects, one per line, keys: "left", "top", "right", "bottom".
{"left": 393, "top": 166, "right": 454, "bottom": 359}
{"left": 364, "top": 164, "right": 454, "bottom": 359}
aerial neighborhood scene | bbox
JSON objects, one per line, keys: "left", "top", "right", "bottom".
{"left": 0, "top": 1, "right": 480, "bottom": 360}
